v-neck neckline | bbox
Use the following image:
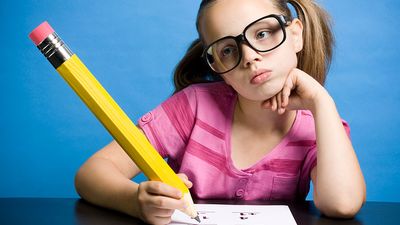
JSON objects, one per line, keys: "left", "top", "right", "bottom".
{"left": 224, "top": 91, "right": 301, "bottom": 175}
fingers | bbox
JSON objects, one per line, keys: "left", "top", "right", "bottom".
{"left": 271, "top": 96, "right": 277, "bottom": 111}
{"left": 149, "top": 195, "right": 187, "bottom": 210}
{"left": 177, "top": 173, "right": 193, "bottom": 188}
{"left": 281, "top": 76, "right": 293, "bottom": 108}
{"left": 262, "top": 98, "right": 271, "bottom": 108}
{"left": 145, "top": 212, "right": 174, "bottom": 225}
{"left": 138, "top": 181, "right": 186, "bottom": 210}
{"left": 150, "top": 208, "right": 175, "bottom": 217}
{"left": 138, "top": 181, "right": 187, "bottom": 224}
{"left": 278, "top": 75, "right": 294, "bottom": 114}
{"left": 277, "top": 92, "right": 284, "bottom": 114}
{"left": 263, "top": 72, "right": 296, "bottom": 114}
{"left": 152, "top": 216, "right": 173, "bottom": 225}
{"left": 263, "top": 95, "right": 280, "bottom": 113}
{"left": 145, "top": 181, "right": 182, "bottom": 199}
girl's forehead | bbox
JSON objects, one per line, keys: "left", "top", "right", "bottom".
{"left": 200, "top": 0, "right": 279, "bottom": 44}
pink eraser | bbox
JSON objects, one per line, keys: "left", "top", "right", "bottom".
{"left": 29, "top": 21, "right": 55, "bottom": 45}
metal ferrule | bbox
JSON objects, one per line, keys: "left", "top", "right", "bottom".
{"left": 37, "top": 32, "right": 73, "bottom": 68}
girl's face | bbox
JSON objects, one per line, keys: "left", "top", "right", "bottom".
{"left": 199, "top": 0, "right": 303, "bottom": 102}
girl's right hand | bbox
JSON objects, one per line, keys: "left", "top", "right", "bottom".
{"left": 135, "top": 173, "right": 193, "bottom": 225}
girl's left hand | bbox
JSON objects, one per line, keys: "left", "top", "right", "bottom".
{"left": 262, "top": 68, "right": 329, "bottom": 114}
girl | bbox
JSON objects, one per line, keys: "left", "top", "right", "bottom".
{"left": 75, "top": 0, "right": 366, "bottom": 224}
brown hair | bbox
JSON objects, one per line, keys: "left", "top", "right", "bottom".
{"left": 173, "top": 0, "right": 334, "bottom": 93}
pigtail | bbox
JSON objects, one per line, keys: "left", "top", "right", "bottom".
{"left": 173, "top": 38, "right": 221, "bottom": 94}
{"left": 287, "top": 0, "right": 334, "bottom": 85}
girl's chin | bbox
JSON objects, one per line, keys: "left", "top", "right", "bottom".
{"left": 237, "top": 84, "right": 284, "bottom": 102}
{"left": 256, "top": 89, "right": 282, "bottom": 101}
{"left": 239, "top": 94, "right": 277, "bottom": 103}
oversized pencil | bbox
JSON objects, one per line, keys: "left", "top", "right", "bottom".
{"left": 29, "top": 21, "right": 200, "bottom": 222}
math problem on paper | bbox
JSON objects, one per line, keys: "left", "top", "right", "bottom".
{"left": 170, "top": 204, "right": 297, "bottom": 225}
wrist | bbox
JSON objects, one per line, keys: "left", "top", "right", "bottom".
{"left": 117, "top": 180, "right": 142, "bottom": 218}
{"left": 129, "top": 186, "right": 142, "bottom": 218}
{"left": 309, "top": 89, "right": 334, "bottom": 114}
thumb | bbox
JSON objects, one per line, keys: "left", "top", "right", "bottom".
{"left": 177, "top": 173, "right": 193, "bottom": 188}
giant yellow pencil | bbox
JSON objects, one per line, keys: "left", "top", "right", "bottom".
{"left": 29, "top": 21, "right": 200, "bottom": 222}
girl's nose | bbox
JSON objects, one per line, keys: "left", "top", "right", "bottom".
{"left": 240, "top": 43, "right": 262, "bottom": 68}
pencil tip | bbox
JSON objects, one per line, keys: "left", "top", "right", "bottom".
{"left": 194, "top": 215, "right": 201, "bottom": 223}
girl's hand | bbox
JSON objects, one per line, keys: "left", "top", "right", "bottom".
{"left": 262, "top": 68, "right": 329, "bottom": 114}
{"left": 135, "top": 173, "right": 192, "bottom": 225}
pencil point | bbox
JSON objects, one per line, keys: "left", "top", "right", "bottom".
{"left": 194, "top": 215, "right": 201, "bottom": 223}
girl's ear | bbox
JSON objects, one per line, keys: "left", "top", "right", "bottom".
{"left": 289, "top": 18, "right": 303, "bottom": 53}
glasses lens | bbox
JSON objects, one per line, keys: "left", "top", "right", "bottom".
{"left": 205, "top": 37, "right": 239, "bottom": 74}
{"left": 204, "top": 15, "right": 286, "bottom": 74}
{"left": 245, "top": 16, "right": 284, "bottom": 51}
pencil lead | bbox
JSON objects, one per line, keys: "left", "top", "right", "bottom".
{"left": 194, "top": 214, "right": 201, "bottom": 223}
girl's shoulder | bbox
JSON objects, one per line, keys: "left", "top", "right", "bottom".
{"left": 181, "top": 81, "right": 236, "bottom": 105}
{"left": 177, "top": 82, "right": 236, "bottom": 119}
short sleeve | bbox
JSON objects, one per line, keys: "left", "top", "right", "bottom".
{"left": 137, "top": 86, "right": 197, "bottom": 159}
{"left": 297, "top": 119, "right": 351, "bottom": 198}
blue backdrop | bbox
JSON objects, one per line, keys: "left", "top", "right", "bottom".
{"left": 1, "top": 0, "right": 399, "bottom": 202}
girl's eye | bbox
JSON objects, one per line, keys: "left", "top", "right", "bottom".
{"left": 256, "top": 30, "right": 271, "bottom": 40}
{"left": 220, "top": 46, "right": 236, "bottom": 57}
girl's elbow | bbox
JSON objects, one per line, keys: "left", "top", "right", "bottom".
{"left": 315, "top": 196, "right": 365, "bottom": 219}
{"left": 74, "top": 167, "right": 85, "bottom": 197}
{"left": 74, "top": 163, "right": 93, "bottom": 199}
{"left": 328, "top": 201, "right": 362, "bottom": 218}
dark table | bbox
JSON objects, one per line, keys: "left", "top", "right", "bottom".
{"left": 0, "top": 198, "right": 398, "bottom": 225}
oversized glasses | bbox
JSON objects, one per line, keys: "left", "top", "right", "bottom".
{"left": 203, "top": 14, "right": 290, "bottom": 74}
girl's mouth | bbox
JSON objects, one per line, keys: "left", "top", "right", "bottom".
{"left": 250, "top": 69, "right": 272, "bottom": 85}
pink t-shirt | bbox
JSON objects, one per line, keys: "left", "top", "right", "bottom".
{"left": 138, "top": 82, "right": 350, "bottom": 201}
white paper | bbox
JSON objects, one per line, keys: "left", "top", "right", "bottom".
{"left": 170, "top": 204, "right": 297, "bottom": 225}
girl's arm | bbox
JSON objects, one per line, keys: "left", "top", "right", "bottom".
{"left": 75, "top": 139, "right": 190, "bottom": 224}
{"left": 74, "top": 140, "right": 142, "bottom": 217}
{"left": 309, "top": 92, "right": 366, "bottom": 218}
{"left": 265, "top": 68, "right": 366, "bottom": 218}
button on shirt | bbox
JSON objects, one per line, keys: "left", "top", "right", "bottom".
{"left": 138, "top": 82, "right": 351, "bottom": 201}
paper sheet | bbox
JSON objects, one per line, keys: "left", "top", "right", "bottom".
{"left": 170, "top": 204, "right": 297, "bottom": 225}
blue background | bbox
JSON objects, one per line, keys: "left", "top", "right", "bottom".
{"left": 0, "top": 0, "right": 399, "bottom": 202}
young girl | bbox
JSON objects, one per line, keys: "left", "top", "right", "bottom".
{"left": 75, "top": 0, "right": 366, "bottom": 224}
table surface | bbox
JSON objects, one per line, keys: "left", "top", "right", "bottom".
{"left": 0, "top": 198, "right": 399, "bottom": 225}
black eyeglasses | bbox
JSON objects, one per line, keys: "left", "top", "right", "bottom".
{"left": 202, "top": 14, "right": 290, "bottom": 74}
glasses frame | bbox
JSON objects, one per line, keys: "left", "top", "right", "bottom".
{"left": 202, "top": 14, "right": 291, "bottom": 74}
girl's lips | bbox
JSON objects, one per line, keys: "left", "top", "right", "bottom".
{"left": 250, "top": 70, "right": 272, "bottom": 85}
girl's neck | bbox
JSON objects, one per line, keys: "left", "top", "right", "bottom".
{"left": 234, "top": 95, "right": 297, "bottom": 134}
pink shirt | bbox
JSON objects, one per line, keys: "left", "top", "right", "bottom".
{"left": 138, "top": 82, "right": 350, "bottom": 201}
